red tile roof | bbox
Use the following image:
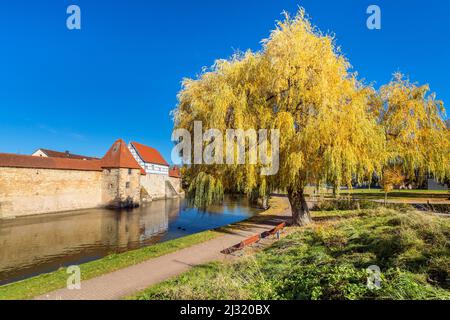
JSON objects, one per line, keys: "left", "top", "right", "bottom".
{"left": 101, "top": 139, "right": 144, "bottom": 173}
{"left": 130, "top": 141, "right": 169, "bottom": 166}
{"left": 169, "top": 166, "right": 181, "bottom": 178}
{"left": 0, "top": 153, "right": 103, "bottom": 171}
{"left": 36, "top": 149, "right": 99, "bottom": 160}
{"left": 0, "top": 139, "right": 146, "bottom": 174}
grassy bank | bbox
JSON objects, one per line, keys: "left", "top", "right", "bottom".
{"left": 303, "top": 186, "right": 449, "bottom": 201}
{"left": 314, "top": 188, "right": 450, "bottom": 202}
{"left": 341, "top": 189, "right": 449, "bottom": 201}
{"left": 0, "top": 230, "right": 219, "bottom": 300}
{"left": 0, "top": 196, "right": 288, "bottom": 300}
{"left": 132, "top": 206, "right": 450, "bottom": 300}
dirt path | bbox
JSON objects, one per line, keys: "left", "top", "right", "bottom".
{"left": 36, "top": 199, "right": 291, "bottom": 300}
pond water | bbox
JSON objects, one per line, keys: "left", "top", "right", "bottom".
{"left": 0, "top": 196, "right": 259, "bottom": 285}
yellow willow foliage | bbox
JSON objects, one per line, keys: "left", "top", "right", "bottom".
{"left": 173, "top": 9, "right": 386, "bottom": 201}
{"left": 380, "top": 73, "right": 450, "bottom": 182}
{"left": 381, "top": 166, "right": 405, "bottom": 193}
{"left": 187, "top": 172, "right": 224, "bottom": 208}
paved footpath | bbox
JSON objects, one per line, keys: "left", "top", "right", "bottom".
{"left": 36, "top": 199, "right": 291, "bottom": 300}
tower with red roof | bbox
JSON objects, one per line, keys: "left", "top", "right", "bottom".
{"left": 101, "top": 139, "right": 144, "bottom": 208}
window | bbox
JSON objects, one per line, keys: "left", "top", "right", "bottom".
{"left": 128, "top": 168, "right": 132, "bottom": 175}
{"left": 125, "top": 182, "right": 130, "bottom": 189}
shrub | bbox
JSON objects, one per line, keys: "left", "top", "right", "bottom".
{"left": 311, "top": 199, "right": 381, "bottom": 211}
{"left": 313, "top": 225, "right": 348, "bottom": 248}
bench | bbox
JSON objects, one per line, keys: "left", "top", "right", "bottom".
{"left": 261, "top": 222, "right": 286, "bottom": 239}
{"left": 220, "top": 234, "right": 261, "bottom": 254}
{"left": 220, "top": 222, "right": 286, "bottom": 255}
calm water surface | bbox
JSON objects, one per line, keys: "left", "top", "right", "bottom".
{"left": 0, "top": 197, "right": 259, "bottom": 285}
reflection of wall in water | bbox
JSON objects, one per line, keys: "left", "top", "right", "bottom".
{"left": 0, "top": 210, "right": 115, "bottom": 273}
{"left": 0, "top": 203, "right": 173, "bottom": 274}
{"left": 138, "top": 198, "right": 183, "bottom": 240}
{"left": 139, "top": 200, "right": 170, "bottom": 241}
{"left": 165, "top": 197, "right": 182, "bottom": 222}
{"left": 113, "top": 211, "right": 142, "bottom": 250}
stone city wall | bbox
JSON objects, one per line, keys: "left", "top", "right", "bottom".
{"left": 0, "top": 167, "right": 103, "bottom": 218}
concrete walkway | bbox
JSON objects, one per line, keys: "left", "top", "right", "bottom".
{"left": 36, "top": 200, "right": 291, "bottom": 300}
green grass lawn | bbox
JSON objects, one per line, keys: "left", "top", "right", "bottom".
{"left": 131, "top": 206, "right": 450, "bottom": 300}
{"left": 344, "top": 189, "right": 448, "bottom": 194}
{"left": 0, "top": 230, "right": 220, "bottom": 300}
{"left": 303, "top": 187, "right": 449, "bottom": 202}
{"left": 341, "top": 189, "right": 449, "bottom": 200}
{"left": 0, "top": 196, "right": 288, "bottom": 300}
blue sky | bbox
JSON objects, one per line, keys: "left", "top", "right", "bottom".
{"left": 0, "top": 0, "right": 448, "bottom": 161}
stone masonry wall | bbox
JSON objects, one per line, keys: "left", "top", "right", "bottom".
{"left": 140, "top": 173, "right": 167, "bottom": 200}
{"left": 140, "top": 174, "right": 183, "bottom": 201}
{"left": 0, "top": 166, "right": 175, "bottom": 218}
{"left": 101, "top": 168, "right": 141, "bottom": 207}
{"left": 0, "top": 167, "right": 103, "bottom": 218}
{"left": 169, "top": 177, "right": 182, "bottom": 194}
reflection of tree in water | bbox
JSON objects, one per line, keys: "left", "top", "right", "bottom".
{"left": 200, "top": 196, "right": 253, "bottom": 215}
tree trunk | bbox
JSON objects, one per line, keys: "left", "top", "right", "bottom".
{"left": 249, "top": 192, "right": 269, "bottom": 210}
{"left": 287, "top": 187, "right": 312, "bottom": 226}
{"left": 261, "top": 195, "right": 269, "bottom": 210}
{"left": 255, "top": 195, "right": 269, "bottom": 210}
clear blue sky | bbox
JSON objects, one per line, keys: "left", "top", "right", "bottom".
{"left": 0, "top": 0, "right": 449, "bottom": 161}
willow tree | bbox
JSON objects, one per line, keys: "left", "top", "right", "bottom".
{"left": 380, "top": 166, "right": 404, "bottom": 204}
{"left": 173, "top": 10, "right": 385, "bottom": 225}
{"left": 378, "top": 73, "right": 450, "bottom": 186}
